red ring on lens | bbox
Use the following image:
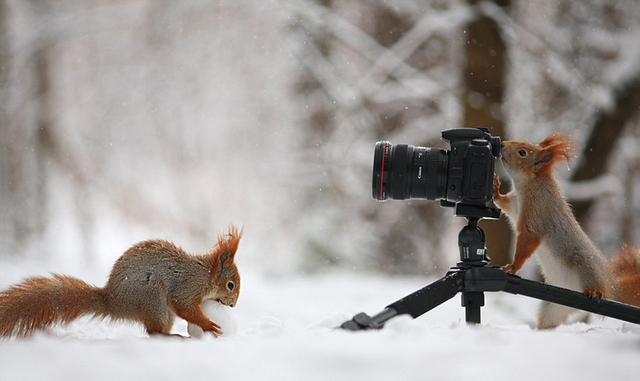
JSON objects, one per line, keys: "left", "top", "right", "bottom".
{"left": 379, "top": 142, "right": 387, "bottom": 200}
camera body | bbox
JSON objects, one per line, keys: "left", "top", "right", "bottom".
{"left": 372, "top": 127, "right": 501, "bottom": 212}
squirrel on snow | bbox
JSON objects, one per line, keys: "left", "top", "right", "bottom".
{"left": 0, "top": 226, "right": 243, "bottom": 338}
{"left": 494, "top": 132, "right": 640, "bottom": 329}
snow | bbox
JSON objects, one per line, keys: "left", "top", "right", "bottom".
{"left": 1, "top": 266, "right": 639, "bottom": 381}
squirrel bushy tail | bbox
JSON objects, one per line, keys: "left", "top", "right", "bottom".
{"left": 610, "top": 245, "right": 640, "bottom": 307}
{"left": 0, "top": 274, "right": 108, "bottom": 337}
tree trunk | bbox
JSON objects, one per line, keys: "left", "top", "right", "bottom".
{"left": 570, "top": 74, "right": 640, "bottom": 227}
{"left": 463, "top": 0, "right": 513, "bottom": 266}
{"left": 33, "top": 46, "right": 54, "bottom": 253}
{"left": 0, "top": 0, "right": 11, "bottom": 253}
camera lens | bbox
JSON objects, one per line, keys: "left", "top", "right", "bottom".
{"left": 372, "top": 141, "right": 448, "bottom": 201}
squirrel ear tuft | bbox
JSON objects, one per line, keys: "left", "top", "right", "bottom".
{"left": 212, "top": 225, "right": 244, "bottom": 262}
{"left": 219, "top": 251, "right": 231, "bottom": 266}
{"left": 533, "top": 150, "right": 554, "bottom": 172}
{"left": 535, "top": 132, "right": 579, "bottom": 174}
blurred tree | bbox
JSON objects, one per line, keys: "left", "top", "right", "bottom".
{"left": 506, "top": 0, "right": 640, "bottom": 252}
{"left": 33, "top": 45, "right": 53, "bottom": 251}
{"left": 570, "top": 74, "right": 640, "bottom": 226}
{"left": 0, "top": 0, "right": 10, "bottom": 253}
{"left": 291, "top": 0, "right": 640, "bottom": 273}
{"left": 291, "top": 0, "right": 468, "bottom": 274}
{"left": 1, "top": 0, "right": 638, "bottom": 274}
{"left": 463, "top": 0, "right": 512, "bottom": 266}
{"left": 367, "top": 2, "right": 452, "bottom": 274}
{"left": 0, "top": 1, "right": 52, "bottom": 258}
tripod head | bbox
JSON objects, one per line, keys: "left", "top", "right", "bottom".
{"left": 445, "top": 202, "right": 501, "bottom": 266}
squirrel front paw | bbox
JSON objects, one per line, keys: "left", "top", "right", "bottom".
{"left": 584, "top": 288, "right": 604, "bottom": 299}
{"left": 502, "top": 263, "right": 518, "bottom": 274}
{"left": 201, "top": 321, "right": 223, "bottom": 337}
{"left": 493, "top": 175, "right": 506, "bottom": 204}
{"left": 493, "top": 174, "right": 502, "bottom": 196}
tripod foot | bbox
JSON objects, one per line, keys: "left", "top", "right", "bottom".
{"left": 340, "top": 313, "right": 377, "bottom": 331}
{"left": 340, "top": 308, "right": 399, "bottom": 331}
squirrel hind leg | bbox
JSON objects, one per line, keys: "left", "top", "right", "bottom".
{"left": 144, "top": 321, "right": 175, "bottom": 337}
{"left": 536, "top": 301, "right": 574, "bottom": 330}
{"left": 141, "top": 310, "right": 176, "bottom": 337}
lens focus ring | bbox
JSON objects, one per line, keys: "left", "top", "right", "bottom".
{"left": 425, "top": 149, "right": 440, "bottom": 200}
{"left": 390, "top": 144, "right": 409, "bottom": 199}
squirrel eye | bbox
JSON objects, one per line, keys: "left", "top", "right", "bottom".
{"left": 518, "top": 150, "right": 527, "bottom": 157}
{"left": 227, "top": 281, "right": 234, "bottom": 291}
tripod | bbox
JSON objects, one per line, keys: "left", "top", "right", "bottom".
{"left": 341, "top": 204, "right": 640, "bottom": 330}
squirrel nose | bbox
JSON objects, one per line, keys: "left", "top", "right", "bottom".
{"left": 500, "top": 142, "right": 505, "bottom": 148}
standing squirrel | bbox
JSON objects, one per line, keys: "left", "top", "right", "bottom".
{"left": 0, "top": 226, "right": 243, "bottom": 338}
{"left": 493, "top": 132, "right": 640, "bottom": 329}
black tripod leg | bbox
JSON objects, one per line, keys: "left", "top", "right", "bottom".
{"left": 341, "top": 270, "right": 465, "bottom": 330}
{"left": 503, "top": 274, "right": 640, "bottom": 325}
{"left": 461, "top": 292, "right": 484, "bottom": 324}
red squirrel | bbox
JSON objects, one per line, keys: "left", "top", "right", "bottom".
{"left": 0, "top": 226, "right": 243, "bottom": 338}
{"left": 494, "top": 132, "right": 640, "bottom": 328}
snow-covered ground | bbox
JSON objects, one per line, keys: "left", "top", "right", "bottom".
{"left": 1, "top": 265, "right": 639, "bottom": 381}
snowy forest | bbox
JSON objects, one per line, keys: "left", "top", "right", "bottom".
{"left": 1, "top": 0, "right": 638, "bottom": 276}
{"left": 0, "top": 0, "right": 639, "bottom": 282}
{"left": 1, "top": 1, "right": 640, "bottom": 380}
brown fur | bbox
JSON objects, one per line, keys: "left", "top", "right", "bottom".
{"left": 0, "top": 225, "right": 243, "bottom": 338}
{"left": 495, "top": 132, "right": 640, "bottom": 328}
{"left": 0, "top": 275, "right": 107, "bottom": 337}
{"left": 534, "top": 132, "right": 580, "bottom": 175}
{"left": 609, "top": 245, "right": 640, "bottom": 306}
{"left": 212, "top": 225, "right": 243, "bottom": 259}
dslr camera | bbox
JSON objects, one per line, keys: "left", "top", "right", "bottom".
{"left": 372, "top": 127, "right": 501, "bottom": 217}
